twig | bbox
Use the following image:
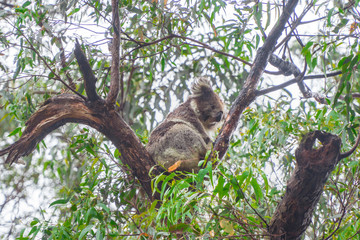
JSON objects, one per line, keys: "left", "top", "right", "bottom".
{"left": 256, "top": 71, "right": 342, "bottom": 96}
{"left": 274, "top": 1, "right": 314, "bottom": 51}
{"left": 340, "top": 128, "right": 360, "bottom": 159}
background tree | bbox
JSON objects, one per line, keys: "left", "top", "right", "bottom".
{"left": 0, "top": 0, "right": 360, "bottom": 239}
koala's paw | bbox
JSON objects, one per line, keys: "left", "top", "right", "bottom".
{"left": 168, "top": 160, "right": 182, "bottom": 172}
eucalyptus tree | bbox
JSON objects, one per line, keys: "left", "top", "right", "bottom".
{"left": 0, "top": 0, "right": 360, "bottom": 239}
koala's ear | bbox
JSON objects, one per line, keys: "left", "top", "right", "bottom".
{"left": 191, "top": 77, "right": 212, "bottom": 96}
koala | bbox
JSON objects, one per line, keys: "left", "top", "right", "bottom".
{"left": 146, "top": 77, "right": 225, "bottom": 172}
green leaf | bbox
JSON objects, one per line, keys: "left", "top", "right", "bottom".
{"left": 230, "top": 175, "right": 244, "bottom": 201}
{"left": 85, "top": 207, "right": 99, "bottom": 224}
{"left": 8, "top": 127, "right": 22, "bottom": 137}
{"left": 250, "top": 178, "right": 263, "bottom": 202}
{"left": 49, "top": 198, "right": 69, "bottom": 207}
{"left": 30, "top": 218, "right": 39, "bottom": 226}
{"left": 22, "top": 1, "right": 31, "bottom": 8}
{"left": 161, "top": 57, "right": 165, "bottom": 72}
{"left": 260, "top": 171, "right": 269, "bottom": 195}
{"left": 68, "top": 8, "right": 80, "bottom": 17}
{"left": 79, "top": 225, "right": 93, "bottom": 240}
{"left": 196, "top": 168, "right": 208, "bottom": 190}
{"left": 160, "top": 172, "right": 176, "bottom": 199}
{"left": 327, "top": 8, "right": 334, "bottom": 26}
{"left": 214, "top": 174, "right": 225, "bottom": 200}
{"left": 97, "top": 202, "right": 110, "bottom": 214}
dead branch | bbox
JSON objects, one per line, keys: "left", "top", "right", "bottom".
{"left": 74, "top": 41, "right": 100, "bottom": 102}
{"left": 268, "top": 54, "right": 311, "bottom": 98}
{"left": 268, "top": 131, "right": 342, "bottom": 239}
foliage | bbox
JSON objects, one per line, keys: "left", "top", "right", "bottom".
{"left": 0, "top": 0, "right": 360, "bottom": 239}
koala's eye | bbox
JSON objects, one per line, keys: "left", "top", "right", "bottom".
{"left": 211, "top": 105, "right": 215, "bottom": 110}
{"left": 215, "top": 111, "right": 223, "bottom": 122}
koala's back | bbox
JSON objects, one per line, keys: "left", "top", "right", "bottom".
{"left": 146, "top": 101, "right": 211, "bottom": 171}
{"left": 147, "top": 78, "right": 224, "bottom": 172}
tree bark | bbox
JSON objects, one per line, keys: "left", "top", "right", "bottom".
{"left": 268, "top": 131, "right": 342, "bottom": 239}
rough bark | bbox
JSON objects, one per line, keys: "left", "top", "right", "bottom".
{"left": 268, "top": 131, "right": 342, "bottom": 239}
{"left": 0, "top": 94, "right": 157, "bottom": 200}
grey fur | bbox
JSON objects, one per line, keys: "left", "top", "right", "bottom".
{"left": 146, "top": 77, "right": 224, "bottom": 172}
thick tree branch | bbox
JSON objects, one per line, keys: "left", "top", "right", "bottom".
{"left": 268, "top": 131, "right": 341, "bottom": 239}
{"left": 268, "top": 129, "right": 360, "bottom": 239}
{"left": 106, "top": 0, "right": 121, "bottom": 105}
{"left": 74, "top": 41, "right": 100, "bottom": 102}
{"left": 212, "top": 0, "right": 299, "bottom": 159}
{"left": 0, "top": 94, "right": 157, "bottom": 200}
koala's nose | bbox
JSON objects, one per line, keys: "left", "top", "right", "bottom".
{"left": 215, "top": 111, "right": 223, "bottom": 122}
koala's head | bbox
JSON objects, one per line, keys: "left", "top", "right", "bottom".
{"left": 190, "top": 77, "right": 225, "bottom": 131}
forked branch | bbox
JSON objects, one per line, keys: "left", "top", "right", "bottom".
{"left": 0, "top": 94, "right": 156, "bottom": 199}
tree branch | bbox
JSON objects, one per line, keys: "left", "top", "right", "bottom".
{"left": 269, "top": 53, "right": 311, "bottom": 98}
{"left": 256, "top": 71, "right": 343, "bottom": 97}
{"left": 0, "top": 94, "right": 157, "bottom": 200}
{"left": 74, "top": 41, "right": 101, "bottom": 102}
{"left": 339, "top": 128, "right": 360, "bottom": 159}
{"left": 212, "top": 0, "right": 299, "bottom": 159}
{"left": 106, "top": 0, "right": 121, "bottom": 105}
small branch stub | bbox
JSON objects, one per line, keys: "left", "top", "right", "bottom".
{"left": 74, "top": 41, "right": 101, "bottom": 102}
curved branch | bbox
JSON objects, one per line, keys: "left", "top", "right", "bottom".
{"left": 0, "top": 94, "right": 157, "bottom": 200}
{"left": 339, "top": 129, "right": 360, "bottom": 159}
